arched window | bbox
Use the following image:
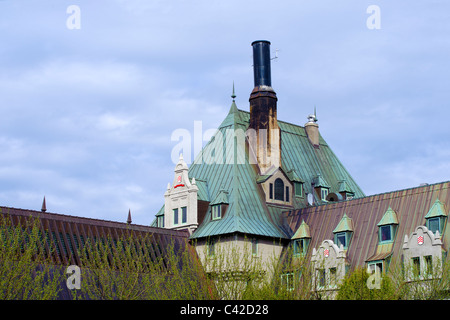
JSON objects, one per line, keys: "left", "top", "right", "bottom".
{"left": 274, "top": 178, "right": 284, "bottom": 201}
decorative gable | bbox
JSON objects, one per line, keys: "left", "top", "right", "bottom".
{"left": 164, "top": 154, "right": 199, "bottom": 233}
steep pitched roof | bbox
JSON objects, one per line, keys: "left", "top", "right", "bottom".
{"left": 187, "top": 102, "right": 364, "bottom": 240}
{"left": 286, "top": 181, "right": 450, "bottom": 268}
{"left": 189, "top": 104, "right": 289, "bottom": 239}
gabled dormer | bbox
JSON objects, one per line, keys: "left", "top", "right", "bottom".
{"left": 286, "top": 169, "right": 304, "bottom": 199}
{"left": 257, "top": 168, "right": 293, "bottom": 206}
{"left": 377, "top": 207, "right": 399, "bottom": 244}
{"left": 291, "top": 220, "right": 311, "bottom": 256}
{"left": 333, "top": 213, "right": 354, "bottom": 249}
{"left": 210, "top": 189, "right": 229, "bottom": 221}
{"left": 338, "top": 180, "right": 355, "bottom": 200}
{"left": 313, "top": 174, "right": 330, "bottom": 202}
{"left": 424, "top": 198, "right": 447, "bottom": 235}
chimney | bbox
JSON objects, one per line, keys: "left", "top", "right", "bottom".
{"left": 304, "top": 109, "right": 320, "bottom": 147}
{"left": 248, "top": 40, "right": 281, "bottom": 174}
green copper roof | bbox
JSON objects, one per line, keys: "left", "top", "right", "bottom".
{"left": 210, "top": 189, "right": 229, "bottom": 205}
{"left": 313, "top": 174, "right": 329, "bottom": 188}
{"left": 333, "top": 213, "right": 354, "bottom": 233}
{"left": 286, "top": 169, "right": 303, "bottom": 183}
{"left": 154, "top": 96, "right": 365, "bottom": 239}
{"left": 292, "top": 220, "right": 311, "bottom": 239}
{"left": 377, "top": 207, "right": 399, "bottom": 226}
{"left": 424, "top": 198, "right": 447, "bottom": 218}
{"left": 338, "top": 179, "right": 354, "bottom": 194}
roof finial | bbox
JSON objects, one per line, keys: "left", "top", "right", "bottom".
{"left": 231, "top": 81, "right": 236, "bottom": 102}
{"left": 127, "top": 209, "right": 132, "bottom": 224}
{"left": 41, "top": 196, "right": 47, "bottom": 212}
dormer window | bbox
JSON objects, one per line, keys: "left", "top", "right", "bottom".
{"left": 335, "top": 232, "right": 347, "bottom": 248}
{"left": 313, "top": 174, "right": 330, "bottom": 202}
{"left": 424, "top": 198, "right": 447, "bottom": 235}
{"left": 321, "top": 188, "right": 329, "bottom": 201}
{"left": 379, "top": 225, "right": 393, "bottom": 242}
{"left": 332, "top": 213, "right": 353, "bottom": 249}
{"left": 212, "top": 205, "right": 221, "bottom": 220}
{"left": 427, "top": 218, "right": 441, "bottom": 234}
{"left": 377, "top": 207, "right": 399, "bottom": 244}
{"left": 210, "top": 189, "right": 229, "bottom": 221}
{"left": 294, "top": 182, "right": 303, "bottom": 197}
{"left": 291, "top": 220, "right": 311, "bottom": 256}
{"left": 258, "top": 170, "right": 293, "bottom": 205}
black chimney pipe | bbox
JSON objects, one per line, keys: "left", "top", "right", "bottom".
{"left": 251, "top": 40, "right": 272, "bottom": 88}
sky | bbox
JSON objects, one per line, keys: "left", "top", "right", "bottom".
{"left": 0, "top": 0, "right": 449, "bottom": 225}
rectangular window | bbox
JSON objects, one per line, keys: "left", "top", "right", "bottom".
{"left": 208, "top": 239, "right": 215, "bottom": 257}
{"left": 428, "top": 217, "right": 440, "bottom": 234}
{"left": 157, "top": 216, "right": 164, "bottom": 228}
{"left": 181, "top": 207, "right": 187, "bottom": 224}
{"left": 424, "top": 255, "right": 433, "bottom": 276}
{"left": 252, "top": 238, "right": 258, "bottom": 256}
{"left": 269, "top": 183, "right": 273, "bottom": 199}
{"left": 368, "top": 261, "right": 383, "bottom": 275}
{"left": 318, "top": 269, "right": 326, "bottom": 288}
{"left": 379, "top": 225, "right": 392, "bottom": 242}
{"left": 293, "top": 239, "right": 309, "bottom": 256}
{"left": 212, "top": 205, "right": 221, "bottom": 220}
{"left": 281, "top": 273, "right": 295, "bottom": 291}
{"left": 286, "top": 186, "right": 290, "bottom": 202}
{"left": 321, "top": 188, "right": 328, "bottom": 200}
{"left": 329, "top": 267, "right": 337, "bottom": 287}
{"left": 294, "top": 182, "right": 303, "bottom": 197}
{"left": 293, "top": 239, "right": 302, "bottom": 255}
{"left": 336, "top": 232, "right": 347, "bottom": 248}
{"left": 173, "top": 208, "right": 179, "bottom": 225}
{"left": 412, "top": 257, "right": 421, "bottom": 277}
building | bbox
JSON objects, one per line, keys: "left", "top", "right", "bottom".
{"left": 153, "top": 40, "right": 449, "bottom": 294}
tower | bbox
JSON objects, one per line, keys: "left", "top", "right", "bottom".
{"left": 164, "top": 154, "right": 199, "bottom": 234}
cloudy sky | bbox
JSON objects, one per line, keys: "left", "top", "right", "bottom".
{"left": 0, "top": 0, "right": 449, "bottom": 225}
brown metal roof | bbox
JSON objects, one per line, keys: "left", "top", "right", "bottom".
{"left": 0, "top": 205, "right": 191, "bottom": 266}
{"left": 286, "top": 181, "right": 450, "bottom": 268}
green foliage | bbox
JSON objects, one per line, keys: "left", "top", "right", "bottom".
{"left": 336, "top": 267, "right": 398, "bottom": 300}
{"left": 1, "top": 213, "right": 449, "bottom": 300}
{"left": 0, "top": 215, "right": 63, "bottom": 299}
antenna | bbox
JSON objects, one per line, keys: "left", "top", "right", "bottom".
{"left": 271, "top": 48, "right": 279, "bottom": 61}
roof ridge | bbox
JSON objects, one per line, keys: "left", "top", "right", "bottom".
{"left": 287, "top": 180, "right": 450, "bottom": 216}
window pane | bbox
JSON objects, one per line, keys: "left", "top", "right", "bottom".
{"left": 269, "top": 183, "right": 273, "bottom": 199}
{"left": 380, "top": 225, "right": 391, "bottom": 241}
{"left": 286, "top": 186, "right": 290, "bottom": 202}
{"left": 428, "top": 218, "right": 440, "bottom": 234}
{"left": 181, "top": 207, "right": 187, "bottom": 223}
{"left": 252, "top": 238, "right": 258, "bottom": 255}
{"left": 295, "top": 182, "right": 303, "bottom": 197}
{"left": 412, "top": 257, "right": 420, "bottom": 277}
{"left": 173, "top": 208, "right": 178, "bottom": 225}
{"left": 336, "top": 233, "right": 346, "bottom": 247}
